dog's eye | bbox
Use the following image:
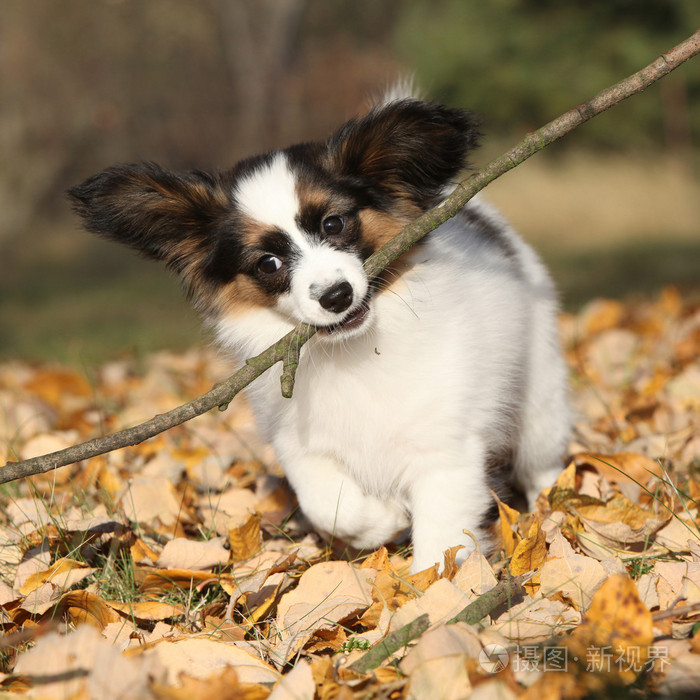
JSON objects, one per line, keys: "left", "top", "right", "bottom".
{"left": 257, "top": 255, "right": 283, "bottom": 275}
{"left": 322, "top": 215, "right": 345, "bottom": 237}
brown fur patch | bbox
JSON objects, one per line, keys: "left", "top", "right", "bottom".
{"left": 238, "top": 218, "right": 274, "bottom": 249}
{"left": 358, "top": 207, "right": 420, "bottom": 250}
{"left": 212, "top": 276, "right": 275, "bottom": 314}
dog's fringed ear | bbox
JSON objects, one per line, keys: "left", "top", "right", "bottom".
{"left": 67, "top": 163, "right": 230, "bottom": 278}
{"left": 327, "top": 100, "right": 480, "bottom": 210}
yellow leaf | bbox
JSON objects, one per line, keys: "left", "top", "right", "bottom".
{"left": 274, "top": 561, "right": 374, "bottom": 662}
{"left": 568, "top": 573, "right": 653, "bottom": 683}
{"left": 496, "top": 497, "right": 521, "bottom": 557}
{"left": 573, "top": 452, "right": 665, "bottom": 485}
{"left": 555, "top": 461, "right": 577, "bottom": 491}
{"left": 228, "top": 512, "right": 262, "bottom": 562}
{"left": 107, "top": 600, "right": 186, "bottom": 623}
{"left": 47, "top": 590, "right": 121, "bottom": 628}
{"left": 575, "top": 494, "right": 671, "bottom": 547}
{"left": 151, "top": 667, "right": 270, "bottom": 700}
{"left": 137, "top": 568, "right": 226, "bottom": 596}
{"left": 442, "top": 545, "right": 465, "bottom": 580}
{"left": 510, "top": 520, "right": 546, "bottom": 576}
{"left": 19, "top": 557, "right": 95, "bottom": 596}
{"left": 580, "top": 298, "right": 625, "bottom": 336}
{"left": 540, "top": 531, "right": 608, "bottom": 611}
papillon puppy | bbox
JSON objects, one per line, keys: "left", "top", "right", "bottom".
{"left": 69, "top": 89, "right": 570, "bottom": 573}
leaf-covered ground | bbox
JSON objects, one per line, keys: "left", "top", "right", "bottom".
{"left": 1, "top": 287, "right": 700, "bottom": 699}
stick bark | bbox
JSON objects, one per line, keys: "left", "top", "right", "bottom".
{"left": 348, "top": 574, "right": 528, "bottom": 674}
{"left": 1, "top": 30, "right": 698, "bottom": 486}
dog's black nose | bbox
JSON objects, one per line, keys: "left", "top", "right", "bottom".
{"left": 319, "top": 281, "right": 353, "bottom": 314}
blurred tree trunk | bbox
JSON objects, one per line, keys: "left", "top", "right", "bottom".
{"left": 207, "top": 0, "right": 307, "bottom": 151}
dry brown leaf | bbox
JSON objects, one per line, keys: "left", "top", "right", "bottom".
{"left": 400, "top": 621, "right": 481, "bottom": 675}
{"left": 492, "top": 596, "right": 580, "bottom": 643}
{"left": 654, "top": 512, "right": 700, "bottom": 551}
{"left": 540, "top": 530, "right": 608, "bottom": 610}
{"left": 156, "top": 536, "right": 229, "bottom": 570}
{"left": 228, "top": 512, "right": 262, "bottom": 562}
{"left": 359, "top": 546, "right": 391, "bottom": 571}
{"left": 107, "top": 600, "right": 186, "bottom": 623}
{"left": 141, "top": 637, "right": 280, "bottom": 686}
{"left": 574, "top": 494, "right": 670, "bottom": 547}
{"left": 510, "top": 519, "right": 547, "bottom": 577}
{"left": 13, "top": 624, "right": 150, "bottom": 699}
{"left": 573, "top": 452, "right": 666, "bottom": 485}
{"left": 405, "top": 654, "right": 471, "bottom": 700}
{"left": 568, "top": 573, "right": 653, "bottom": 683}
{"left": 131, "top": 536, "right": 161, "bottom": 564}
{"left": 580, "top": 298, "right": 626, "bottom": 336}
{"left": 199, "top": 487, "right": 260, "bottom": 536}
{"left": 19, "top": 582, "right": 61, "bottom": 616}
{"left": 47, "top": 590, "right": 122, "bottom": 628}
{"left": 452, "top": 549, "right": 498, "bottom": 601}
{"left": 442, "top": 545, "right": 466, "bottom": 580}
{"left": 119, "top": 475, "right": 188, "bottom": 527}
{"left": 406, "top": 563, "right": 439, "bottom": 591}
{"left": 137, "top": 567, "right": 224, "bottom": 596}
{"left": 496, "top": 497, "right": 522, "bottom": 557}
{"left": 388, "top": 578, "right": 471, "bottom": 633}
{"left": 653, "top": 560, "right": 700, "bottom": 609}
{"left": 18, "top": 557, "right": 96, "bottom": 596}
{"left": 151, "top": 666, "right": 270, "bottom": 700}
{"left": 274, "top": 561, "right": 374, "bottom": 662}
{"left": 519, "top": 668, "right": 582, "bottom": 700}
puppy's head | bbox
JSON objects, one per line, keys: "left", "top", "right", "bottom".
{"left": 68, "top": 98, "right": 479, "bottom": 339}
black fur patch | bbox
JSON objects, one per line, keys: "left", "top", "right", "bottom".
{"left": 326, "top": 99, "right": 480, "bottom": 211}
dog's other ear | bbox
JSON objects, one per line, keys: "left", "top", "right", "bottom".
{"left": 67, "top": 163, "right": 230, "bottom": 279}
{"left": 327, "top": 99, "right": 480, "bottom": 210}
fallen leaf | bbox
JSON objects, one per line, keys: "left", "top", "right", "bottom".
{"left": 573, "top": 452, "right": 666, "bottom": 485}
{"left": 119, "top": 475, "right": 188, "bottom": 527}
{"left": 510, "top": 520, "right": 547, "bottom": 576}
{"left": 405, "top": 654, "right": 472, "bottom": 700}
{"left": 574, "top": 494, "right": 670, "bottom": 547}
{"left": 568, "top": 573, "right": 653, "bottom": 683}
{"left": 228, "top": 512, "right": 262, "bottom": 562}
{"left": 496, "top": 497, "right": 522, "bottom": 557}
{"left": 18, "top": 557, "right": 96, "bottom": 596}
{"left": 151, "top": 666, "right": 270, "bottom": 700}
{"left": 452, "top": 549, "right": 498, "bottom": 601}
{"left": 107, "top": 600, "right": 186, "bottom": 623}
{"left": 492, "top": 596, "right": 581, "bottom": 642}
{"left": 540, "top": 530, "right": 608, "bottom": 610}
{"left": 388, "top": 578, "right": 471, "bottom": 632}
{"left": 156, "top": 536, "right": 229, "bottom": 570}
{"left": 142, "top": 637, "right": 280, "bottom": 686}
{"left": 268, "top": 658, "right": 314, "bottom": 700}
{"left": 48, "top": 590, "right": 122, "bottom": 628}
{"left": 400, "top": 621, "right": 481, "bottom": 675}
{"left": 13, "top": 624, "right": 149, "bottom": 699}
{"left": 274, "top": 561, "right": 374, "bottom": 662}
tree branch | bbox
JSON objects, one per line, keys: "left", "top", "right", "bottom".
{"left": 1, "top": 30, "right": 697, "bottom": 486}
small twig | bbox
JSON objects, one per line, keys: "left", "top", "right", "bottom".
{"left": 348, "top": 573, "right": 528, "bottom": 674}
{"left": 652, "top": 601, "right": 700, "bottom": 623}
{"left": 1, "top": 30, "right": 697, "bottom": 486}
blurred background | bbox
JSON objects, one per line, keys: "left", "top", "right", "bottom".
{"left": 1, "top": 0, "right": 698, "bottom": 363}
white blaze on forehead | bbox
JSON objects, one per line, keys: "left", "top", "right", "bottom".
{"left": 233, "top": 152, "right": 310, "bottom": 250}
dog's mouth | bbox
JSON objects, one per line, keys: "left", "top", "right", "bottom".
{"left": 318, "top": 298, "right": 371, "bottom": 336}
